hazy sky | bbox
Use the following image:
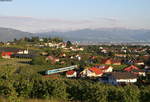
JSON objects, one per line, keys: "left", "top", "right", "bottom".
{"left": 0, "top": 0, "right": 150, "bottom": 32}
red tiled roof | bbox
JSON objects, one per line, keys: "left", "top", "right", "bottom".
{"left": 101, "top": 58, "right": 112, "bottom": 64}
{"left": 89, "top": 67, "right": 103, "bottom": 75}
{"left": 101, "top": 58, "right": 121, "bottom": 64}
{"left": 101, "top": 66, "right": 110, "bottom": 70}
{"left": 66, "top": 70, "right": 76, "bottom": 75}
{"left": 95, "top": 65, "right": 111, "bottom": 70}
{"left": 124, "top": 65, "right": 141, "bottom": 72}
{"left": 1, "top": 52, "right": 12, "bottom": 56}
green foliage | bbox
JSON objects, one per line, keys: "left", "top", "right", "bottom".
{"left": 140, "top": 86, "right": 150, "bottom": 102}
{"left": 145, "top": 57, "right": 150, "bottom": 66}
{"left": 51, "top": 37, "right": 63, "bottom": 43}
{"left": 82, "top": 83, "right": 107, "bottom": 102}
{"left": 31, "top": 56, "right": 47, "bottom": 65}
{"left": 13, "top": 80, "right": 33, "bottom": 98}
{"left": 66, "top": 41, "right": 72, "bottom": 48}
{"left": 48, "top": 48, "right": 62, "bottom": 57}
{"left": 0, "top": 52, "right": 2, "bottom": 59}
{"left": 0, "top": 70, "right": 149, "bottom": 102}
{"left": 107, "top": 86, "right": 125, "bottom": 102}
{"left": 123, "top": 85, "right": 140, "bottom": 102}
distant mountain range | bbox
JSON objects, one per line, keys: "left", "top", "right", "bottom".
{"left": 0, "top": 27, "right": 150, "bottom": 43}
{"left": 0, "top": 27, "right": 32, "bottom": 42}
{"left": 37, "top": 28, "right": 150, "bottom": 42}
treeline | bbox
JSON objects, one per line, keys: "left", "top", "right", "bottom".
{"left": 13, "top": 37, "right": 63, "bottom": 43}
{"left": 0, "top": 72, "right": 150, "bottom": 102}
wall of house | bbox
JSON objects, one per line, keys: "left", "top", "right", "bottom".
{"left": 66, "top": 72, "right": 77, "bottom": 78}
{"left": 81, "top": 69, "right": 102, "bottom": 77}
{"left": 104, "top": 67, "right": 113, "bottom": 72}
{"left": 2, "top": 55, "right": 11, "bottom": 59}
{"left": 108, "top": 77, "right": 137, "bottom": 85}
{"left": 116, "top": 79, "right": 137, "bottom": 83}
{"left": 86, "top": 70, "right": 96, "bottom": 77}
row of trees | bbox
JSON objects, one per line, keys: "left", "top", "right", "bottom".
{"left": 0, "top": 70, "right": 150, "bottom": 102}
{"left": 13, "top": 37, "right": 63, "bottom": 44}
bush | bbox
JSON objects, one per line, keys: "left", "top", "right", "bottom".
{"left": 31, "top": 56, "right": 47, "bottom": 65}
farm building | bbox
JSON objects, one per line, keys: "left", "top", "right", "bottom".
{"left": 107, "top": 72, "right": 138, "bottom": 85}
{"left": 11, "top": 54, "right": 35, "bottom": 59}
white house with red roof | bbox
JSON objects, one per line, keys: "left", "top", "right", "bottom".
{"left": 46, "top": 56, "right": 60, "bottom": 64}
{"left": 95, "top": 65, "right": 113, "bottom": 73}
{"left": 80, "top": 67, "right": 103, "bottom": 77}
{"left": 1, "top": 52, "right": 12, "bottom": 59}
{"left": 66, "top": 70, "right": 77, "bottom": 78}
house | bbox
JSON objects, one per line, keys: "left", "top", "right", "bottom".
{"left": 123, "top": 65, "right": 146, "bottom": 76}
{"left": 145, "top": 65, "right": 150, "bottom": 72}
{"left": 80, "top": 67, "right": 103, "bottom": 77}
{"left": 41, "top": 52, "right": 49, "bottom": 56}
{"left": 102, "top": 58, "right": 112, "bottom": 64}
{"left": 0, "top": 47, "right": 30, "bottom": 58}
{"left": 1, "top": 52, "right": 12, "bottom": 59}
{"left": 107, "top": 72, "right": 138, "bottom": 85}
{"left": 66, "top": 70, "right": 77, "bottom": 78}
{"left": 75, "top": 54, "right": 81, "bottom": 61}
{"left": 46, "top": 56, "right": 60, "bottom": 64}
{"left": 134, "top": 60, "right": 144, "bottom": 66}
{"left": 113, "top": 60, "right": 122, "bottom": 65}
{"left": 60, "top": 53, "right": 66, "bottom": 58}
{"left": 101, "top": 58, "right": 121, "bottom": 65}
{"left": 17, "top": 49, "right": 29, "bottom": 54}
{"left": 95, "top": 65, "right": 113, "bottom": 73}
{"left": 101, "top": 49, "right": 108, "bottom": 53}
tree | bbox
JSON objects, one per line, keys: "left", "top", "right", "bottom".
{"left": 31, "top": 56, "right": 47, "bottom": 65}
{"left": 145, "top": 57, "right": 150, "bottom": 66}
{"left": 123, "top": 85, "right": 140, "bottom": 102}
{"left": 66, "top": 41, "right": 72, "bottom": 48}
{"left": 52, "top": 37, "right": 63, "bottom": 43}
{"left": 140, "top": 86, "right": 150, "bottom": 102}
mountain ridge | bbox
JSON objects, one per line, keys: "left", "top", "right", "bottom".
{"left": 0, "top": 27, "right": 150, "bottom": 43}
{"left": 37, "top": 28, "right": 150, "bottom": 42}
{"left": 0, "top": 27, "right": 32, "bottom": 42}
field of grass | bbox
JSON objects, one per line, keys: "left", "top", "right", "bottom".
{"left": 0, "top": 58, "right": 31, "bottom": 67}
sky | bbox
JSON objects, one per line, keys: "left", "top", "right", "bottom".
{"left": 0, "top": 0, "right": 150, "bottom": 32}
